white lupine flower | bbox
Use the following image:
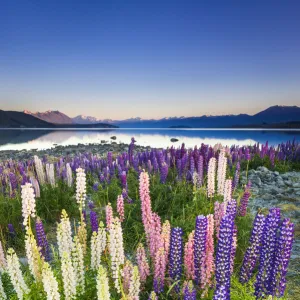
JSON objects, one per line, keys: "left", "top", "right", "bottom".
{"left": 0, "top": 274, "right": 6, "bottom": 300}
{"left": 91, "top": 222, "right": 106, "bottom": 271}
{"left": 61, "top": 252, "right": 77, "bottom": 300}
{"left": 66, "top": 163, "right": 73, "bottom": 187}
{"left": 0, "top": 241, "right": 7, "bottom": 273}
{"left": 25, "top": 229, "right": 43, "bottom": 281}
{"left": 42, "top": 262, "right": 60, "bottom": 300}
{"left": 109, "top": 217, "right": 125, "bottom": 293}
{"left": 97, "top": 265, "right": 110, "bottom": 300}
{"left": 34, "top": 155, "right": 46, "bottom": 185}
{"left": 21, "top": 183, "right": 36, "bottom": 227}
{"left": 192, "top": 172, "right": 199, "bottom": 189}
{"left": 7, "top": 248, "right": 29, "bottom": 299}
{"left": 223, "top": 179, "right": 232, "bottom": 210}
{"left": 207, "top": 158, "right": 217, "bottom": 198}
{"left": 217, "top": 148, "right": 227, "bottom": 195}
{"left": 72, "top": 237, "right": 85, "bottom": 294}
{"left": 76, "top": 168, "right": 86, "bottom": 210}
{"left": 57, "top": 210, "right": 73, "bottom": 257}
{"left": 46, "top": 163, "right": 56, "bottom": 187}
{"left": 30, "top": 177, "right": 40, "bottom": 198}
{"left": 128, "top": 266, "right": 140, "bottom": 300}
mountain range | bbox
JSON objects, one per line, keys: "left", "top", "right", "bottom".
{"left": 23, "top": 105, "right": 300, "bottom": 128}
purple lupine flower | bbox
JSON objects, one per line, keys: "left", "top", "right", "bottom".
{"left": 245, "top": 148, "right": 251, "bottom": 161}
{"left": 240, "top": 213, "right": 265, "bottom": 283}
{"left": 254, "top": 208, "right": 281, "bottom": 298}
{"left": 226, "top": 199, "right": 237, "bottom": 219}
{"left": 120, "top": 171, "right": 127, "bottom": 189}
{"left": 169, "top": 227, "right": 183, "bottom": 293}
{"left": 238, "top": 183, "right": 251, "bottom": 217}
{"left": 35, "top": 218, "right": 50, "bottom": 261}
{"left": 189, "top": 156, "right": 195, "bottom": 180}
{"left": 8, "top": 223, "right": 16, "bottom": 238}
{"left": 160, "top": 162, "right": 168, "bottom": 184}
{"left": 177, "top": 159, "right": 182, "bottom": 180}
{"left": 230, "top": 225, "right": 237, "bottom": 274}
{"left": 90, "top": 210, "right": 99, "bottom": 232}
{"left": 232, "top": 162, "right": 240, "bottom": 190}
{"left": 9, "top": 172, "right": 18, "bottom": 197}
{"left": 197, "top": 155, "right": 204, "bottom": 186}
{"left": 269, "top": 218, "right": 294, "bottom": 297}
{"left": 107, "top": 152, "right": 113, "bottom": 168}
{"left": 183, "top": 281, "right": 197, "bottom": 300}
{"left": 88, "top": 201, "right": 95, "bottom": 210}
{"left": 92, "top": 182, "right": 99, "bottom": 191}
{"left": 194, "top": 215, "right": 207, "bottom": 286}
{"left": 128, "top": 137, "right": 136, "bottom": 164}
{"left": 213, "top": 214, "right": 234, "bottom": 300}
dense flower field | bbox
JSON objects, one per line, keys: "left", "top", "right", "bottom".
{"left": 0, "top": 138, "right": 299, "bottom": 299}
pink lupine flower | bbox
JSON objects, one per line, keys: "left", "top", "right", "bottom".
{"left": 154, "top": 247, "right": 166, "bottom": 294}
{"left": 201, "top": 214, "right": 215, "bottom": 296}
{"left": 139, "top": 171, "right": 153, "bottom": 242}
{"left": 136, "top": 244, "right": 150, "bottom": 283}
{"left": 184, "top": 230, "right": 195, "bottom": 280}
{"left": 105, "top": 203, "right": 113, "bottom": 230}
{"left": 117, "top": 194, "right": 125, "bottom": 222}
{"left": 161, "top": 220, "right": 171, "bottom": 265}
{"left": 224, "top": 179, "right": 232, "bottom": 210}
{"left": 122, "top": 260, "right": 133, "bottom": 294}
{"left": 214, "top": 201, "right": 225, "bottom": 239}
{"left": 150, "top": 212, "right": 162, "bottom": 261}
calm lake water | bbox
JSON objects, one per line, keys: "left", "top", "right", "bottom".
{"left": 0, "top": 129, "right": 299, "bottom": 151}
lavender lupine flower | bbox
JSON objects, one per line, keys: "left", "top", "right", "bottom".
{"left": 213, "top": 214, "right": 234, "bottom": 300}
{"left": 92, "top": 182, "right": 99, "bottom": 191}
{"left": 128, "top": 137, "right": 136, "bottom": 165}
{"left": 194, "top": 215, "right": 207, "bottom": 286}
{"left": 169, "top": 227, "right": 183, "bottom": 293}
{"left": 177, "top": 159, "right": 182, "bottom": 180}
{"left": 120, "top": 171, "right": 127, "bottom": 189}
{"left": 8, "top": 224, "right": 16, "bottom": 238}
{"left": 35, "top": 217, "right": 50, "bottom": 261}
{"left": 197, "top": 155, "right": 204, "bottom": 186}
{"left": 240, "top": 213, "right": 265, "bottom": 284}
{"left": 183, "top": 281, "right": 197, "bottom": 300}
{"left": 88, "top": 201, "right": 95, "bottom": 210}
{"left": 225, "top": 199, "right": 237, "bottom": 220}
{"left": 9, "top": 172, "right": 18, "bottom": 197}
{"left": 160, "top": 162, "right": 168, "bottom": 184}
{"left": 90, "top": 210, "right": 99, "bottom": 233}
{"left": 245, "top": 148, "right": 251, "bottom": 161}
{"left": 232, "top": 162, "right": 240, "bottom": 190}
{"left": 254, "top": 208, "right": 281, "bottom": 298}
{"left": 238, "top": 183, "right": 251, "bottom": 217}
{"left": 269, "top": 218, "right": 294, "bottom": 297}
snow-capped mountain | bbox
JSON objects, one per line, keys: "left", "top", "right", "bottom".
{"left": 24, "top": 110, "right": 73, "bottom": 124}
{"left": 72, "top": 115, "right": 114, "bottom": 124}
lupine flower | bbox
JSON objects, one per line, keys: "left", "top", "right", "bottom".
{"left": 61, "top": 252, "right": 77, "bottom": 300}
{"left": 148, "top": 291, "right": 158, "bottom": 300}
{"left": 214, "top": 202, "right": 225, "bottom": 239}
{"left": 120, "top": 171, "right": 127, "bottom": 189}
{"left": 105, "top": 203, "right": 113, "bottom": 230}
{"left": 213, "top": 214, "right": 234, "bottom": 300}
{"left": 21, "top": 183, "right": 36, "bottom": 227}
{"left": 66, "top": 163, "right": 73, "bottom": 187}
{"left": 109, "top": 218, "right": 125, "bottom": 293}
{"left": 238, "top": 183, "right": 251, "bottom": 217}
{"left": 92, "top": 182, "right": 99, "bottom": 191}
{"left": 154, "top": 247, "right": 166, "bottom": 294}
{"left": 194, "top": 215, "right": 207, "bottom": 286}
{"left": 36, "top": 217, "right": 50, "bottom": 261}
{"left": 207, "top": 158, "right": 216, "bottom": 197}
{"left": 7, "top": 248, "right": 30, "bottom": 299}
{"left": 245, "top": 148, "right": 251, "bottom": 161}
{"left": 225, "top": 199, "right": 237, "bottom": 220}
{"left": 183, "top": 281, "right": 197, "bottom": 300}
{"left": 9, "top": 172, "right": 17, "bottom": 198}
{"left": 0, "top": 241, "right": 7, "bottom": 273}
{"left": 90, "top": 210, "right": 99, "bottom": 232}
{"left": 117, "top": 194, "right": 125, "bottom": 222}
{"left": 197, "top": 155, "right": 204, "bottom": 186}
{"left": 184, "top": 231, "right": 195, "bottom": 280}
{"left": 193, "top": 172, "right": 199, "bottom": 189}
{"left": 149, "top": 212, "right": 162, "bottom": 261}
{"left": 269, "top": 218, "right": 294, "bottom": 297}
{"left": 136, "top": 243, "right": 150, "bottom": 283}
{"left": 34, "top": 155, "right": 46, "bottom": 185}
{"left": 240, "top": 213, "right": 266, "bottom": 283}
{"left": 91, "top": 222, "right": 107, "bottom": 271}
{"left": 217, "top": 149, "right": 227, "bottom": 195}
{"left": 71, "top": 236, "right": 85, "bottom": 294}
{"left": 46, "top": 163, "right": 55, "bottom": 187}
{"left": 223, "top": 179, "right": 232, "bottom": 210}
{"left": 230, "top": 225, "right": 237, "bottom": 275}
{"left": 128, "top": 265, "right": 141, "bottom": 300}
{"left": 122, "top": 260, "right": 133, "bottom": 294}
{"left": 97, "top": 265, "right": 110, "bottom": 300}
{"left": 8, "top": 224, "right": 16, "bottom": 239}
{"left": 75, "top": 168, "right": 86, "bottom": 211}
{"left": 30, "top": 177, "right": 40, "bottom": 198}
{"left": 161, "top": 220, "right": 171, "bottom": 265}
{"left": 169, "top": 227, "right": 183, "bottom": 293}
{"left": 254, "top": 208, "right": 281, "bottom": 298}
{"left": 57, "top": 210, "right": 73, "bottom": 257}
{"left": 42, "top": 262, "right": 60, "bottom": 300}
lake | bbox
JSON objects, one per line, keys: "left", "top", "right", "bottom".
{"left": 0, "top": 128, "right": 299, "bottom": 151}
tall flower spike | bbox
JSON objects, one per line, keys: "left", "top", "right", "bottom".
{"left": 46, "top": 163, "right": 56, "bottom": 187}
{"left": 122, "top": 260, "right": 133, "bottom": 294}
{"left": 217, "top": 149, "right": 227, "bottom": 195}
{"left": 34, "top": 155, "right": 46, "bottom": 185}
{"left": 161, "top": 220, "right": 171, "bottom": 265}
{"left": 90, "top": 210, "right": 99, "bottom": 233}
{"left": 91, "top": 222, "right": 106, "bottom": 271}
{"left": 183, "top": 281, "right": 197, "bottom": 300}
{"left": 66, "top": 163, "right": 73, "bottom": 187}
{"left": 207, "top": 158, "right": 217, "bottom": 197}
{"left": 117, "top": 194, "right": 125, "bottom": 222}
{"left": 21, "top": 183, "right": 36, "bottom": 227}
{"left": 149, "top": 212, "right": 162, "bottom": 261}
{"left": 184, "top": 231, "right": 195, "bottom": 280}
{"left": 72, "top": 236, "right": 85, "bottom": 294}
{"left": 194, "top": 215, "right": 207, "bottom": 286}
{"left": 109, "top": 218, "right": 125, "bottom": 293}
{"left": 213, "top": 214, "right": 234, "bottom": 300}
{"left": 153, "top": 247, "right": 166, "bottom": 294}
{"left": 36, "top": 217, "right": 50, "bottom": 261}
{"left": 42, "top": 262, "right": 60, "bottom": 300}
{"left": 128, "top": 265, "right": 141, "bottom": 300}
{"left": 61, "top": 252, "right": 77, "bottom": 300}
{"left": 105, "top": 203, "right": 113, "bottom": 230}
{"left": 214, "top": 202, "right": 225, "bottom": 239}
{"left": 57, "top": 210, "right": 73, "bottom": 257}
{"left": 97, "top": 265, "right": 111, "bottom": 300}
{"left": 223, "top": 179, "right": 232, "bottom": 210}
{"left": 7, "top": 248, "right": 30, "bottom": 299}
{"left": 238, "top": 184, "right": 251, "bottom": 217}
{"left": 169, "top": 227, "right": 183, "bottom": 293}
{"left": 76, "top": 168, "right": 86, "bottom": 211}
{"left": 136, "top": 243, "right": 150, "bottom": 283}
{"left": 239, "top": 213, "right": 265, "bottom": 284}
{"left": 0, "top": 241, "right": 7, "bottom": 273}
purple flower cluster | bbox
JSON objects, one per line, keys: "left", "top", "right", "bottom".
{"left": 225, "top": 199, "right": 237, "bottom": 220}
{"left": 35, "top": 218, "right": 50, "bottom": 261}
{"left": 238, "top": 182, "right": 251, "bottom": 217}
{"left": 90, "top": 210, "right": 99, "bottom": 232}
{"left": 183, "top": 281, "right": 197, "bottom": 300}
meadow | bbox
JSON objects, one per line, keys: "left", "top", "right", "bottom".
{"left": 0, "top": 139, "right": 299, "bottom": 300}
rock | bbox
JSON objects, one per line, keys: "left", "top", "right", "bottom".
{"left": 110, "top": 136, "right": 117, "bottom": 140}
{"left": 274, "top": 171, "right": 280, "bottom": 176}
{"left": 170, "top": 138, "right": 179, "bottom": 142}
{"left": 251, "top": 176, "right": 262, "bottom": 187}
{"left": 261, "top": 193, "right": 274, "bottom": 200}
{"left": 258, "top": 166, "right": 269, "bottom": 173}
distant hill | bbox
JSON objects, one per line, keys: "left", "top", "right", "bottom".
{"left": 0, "top": 110, "right": 118, "bottom": 128}
{"left": 72, "top": 115, "right": 114, "bottom": 124}
{"left": 24, "top": 110, "right": 73, "bottom": 124}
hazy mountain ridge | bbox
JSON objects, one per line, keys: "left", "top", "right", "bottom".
{"left": 24, "top": 110, "right": 74, "bottom": 124}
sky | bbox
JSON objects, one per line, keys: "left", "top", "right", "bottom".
{"left": 1, "top": 1, "right": 300, "bottom": 120}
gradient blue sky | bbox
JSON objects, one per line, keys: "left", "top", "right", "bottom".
{"left": 1, "top": 1, "right": 300, "bottom": 119}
